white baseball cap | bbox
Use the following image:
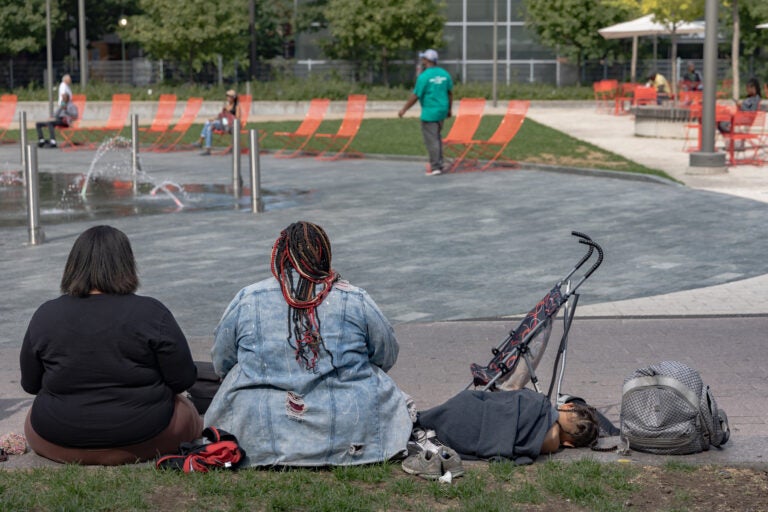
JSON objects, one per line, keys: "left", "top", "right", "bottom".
{"left": 419, "top": 49, "right": 438, "bottom": 63}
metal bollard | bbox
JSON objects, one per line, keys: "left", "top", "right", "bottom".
{"left": 249, "top": 129, "right": 264, "bottom": 214}
{"left": 25, "top": 144, "right": 45, "bottom": 245}
{"left": 232, "top": 128, "right": 242, "bottom": 200}
{"left": 131, "top": 114, "right": 140, "bottom": 194}
{"left": 19, "top": 111, "right": 27, "bottom": 185}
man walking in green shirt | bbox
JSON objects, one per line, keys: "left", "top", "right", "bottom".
{"left": 399, "top": 49, "right": 453, "bottom": 175}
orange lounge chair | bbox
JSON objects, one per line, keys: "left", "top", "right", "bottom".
{"left": 0, "top": 94, "right": 18, "bottom": 143}
{"left": 139, "top": 94, "right": 177, "bottom": 146}
{"left": 149, "top": 97, "right": 203, "bottom": 152}
{"left": 311, "top": 95, "right": 367, "bottom": 161}
{"left": 58, "top": 94, "right": 87, "bottom": 150}
{"left": 456, "top": 100, "right": 530, "bottom": 172}
{"left": 273, "top": 98, "right": 331, "bottom": 158}
{"left": 442, "top": 97, "right": 485, "bottom": 169}
{"left": 63, "top": 94, "right": 131, "bottom": 150}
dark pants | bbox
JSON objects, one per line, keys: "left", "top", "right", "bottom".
{"left": 421, "top": 120, "right": 445, "bottom": 172}
{"left": 35, "top": 118, "right": 68, "bottom": 141}
{"left": 25, "top": 395, "right": 203, "bottom": 465}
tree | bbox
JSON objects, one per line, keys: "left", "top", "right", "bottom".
{"left": 524, "top": 0, "right": 640, "bottom": 84}
{"left": 123, "top": 0, "right": 285, "bottom": 80}
{"left": 0, "top": 0, "right": 62, "bottom": 56}
{"left": 721, "top": 0, "right": 768, "bottom": 100}
{"left": 321, "top": 0, "right": 445, "bottom": 85}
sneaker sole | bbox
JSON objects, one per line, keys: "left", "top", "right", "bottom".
{"left": 401, "top": 465, "right": 443, "bottom": 480}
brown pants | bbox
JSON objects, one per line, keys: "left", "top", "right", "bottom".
{"left": 25, "top": 395, "right": 203, "bottom": 465}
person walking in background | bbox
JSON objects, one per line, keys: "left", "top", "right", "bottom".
{"left": 58, "top": 74, "right": 72, "bottom": 105}
{"left": 20, "top": 225, "right": 201, "bottom": 465}
{"left": 35, "top": 92, "right": 78, "bottom": 148}
{"left": 399, "top": 49, "right": 453, "bottom": 176}
{"left": 195, "top": 89, "right": 242, "bottom": 156}
{"left": 204, "top": 221, "right": 412, "bottom": 467}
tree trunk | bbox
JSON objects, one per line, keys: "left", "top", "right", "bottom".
{"left": 732, "top": 0, "right": 740, "bottom": 101}
{"left": 670, "top": 30, "right": 678, "bottom": 104}
{"left": 382, "top": 46, "right": 389, "bottom": 87}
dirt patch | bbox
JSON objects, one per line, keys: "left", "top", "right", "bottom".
{"left": 623, "top": 465, "right": 768, "bottom": 512}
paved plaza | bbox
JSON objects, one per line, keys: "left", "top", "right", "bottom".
{"left": 1, "top": 103, "right": 767, "bottom": 468}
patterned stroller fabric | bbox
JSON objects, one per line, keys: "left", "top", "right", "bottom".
{"left": 470, "top": 286, "right": 565, "bottom": 388}
{"left": 468, "top": 232, "right": 603, "bottom": 394}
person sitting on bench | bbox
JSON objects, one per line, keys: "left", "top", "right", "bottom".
{"left": 36, "top": 92, "right": 78, "bottom": 149}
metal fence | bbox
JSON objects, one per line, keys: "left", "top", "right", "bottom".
{"left": 0, "top": 57, "right": 751, "bottom": 90}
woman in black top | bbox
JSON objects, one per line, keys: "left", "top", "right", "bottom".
{"left": 20, "top": 225, "right": 202, "bottom": 465}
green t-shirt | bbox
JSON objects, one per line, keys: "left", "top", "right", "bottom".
{"left": 414, "top": 66, "right": 453, "bottom": 122}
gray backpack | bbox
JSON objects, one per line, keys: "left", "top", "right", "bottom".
{"left": 620, "top": 361, "right": 730, "bottom": 455}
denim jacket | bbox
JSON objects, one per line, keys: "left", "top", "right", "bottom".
{"left": 204, "top": 277, "right": 412, "bottom": 466}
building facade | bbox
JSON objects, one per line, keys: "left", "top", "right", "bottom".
{"left": 294, "top": 0, "right": 564, "bottom": 85}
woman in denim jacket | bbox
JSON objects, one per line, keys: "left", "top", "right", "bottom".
{"left": 204, "top": 221, "right": 412, "bottom": 466}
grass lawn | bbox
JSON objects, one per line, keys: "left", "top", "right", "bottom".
{"left": 250, "top": 116, "right": 671, "bottom": 180}
{"left": 4, "top": 116, "right": 670, "bottom": 181}
{"left": 1, "top": 458, "right": 763, "bottom": 511}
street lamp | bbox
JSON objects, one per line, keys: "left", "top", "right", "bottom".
{"left": 119, "top": 17, "right": 128, "bottom": 84}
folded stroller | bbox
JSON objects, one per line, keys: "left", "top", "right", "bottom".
{"left": 468, "top": 232, "right": 604, "bottom": 401}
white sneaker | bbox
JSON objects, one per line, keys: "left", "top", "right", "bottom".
{"left": 426, "top": 168, "right": 443, "bottom": 176}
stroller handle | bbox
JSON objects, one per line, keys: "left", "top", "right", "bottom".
{"left": 560, "top": 232, "right": 604, "bottom": 295}
{"left": 579, "top": 238, "right": 604, "bottom": 280}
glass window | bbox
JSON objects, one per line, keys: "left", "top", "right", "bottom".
{"left": 440, "top": 26, "right": 463, "bottom": 61}
{"left": 467, "top": 0, "right": 508, "bottom": 22}
{"left": 466, "top": 26, "right": 494, "bottom": 60}
{"left": 444, "top": 0, "right": 464, "bottom": 20}
{"left": 509, "top": 0, "right": 525, "bottom": 21}
{"left": 509, "top": 26, "right": 555, "bottom": 59}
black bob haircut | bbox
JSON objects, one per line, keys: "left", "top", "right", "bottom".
{"left": 60, "top": 225, "right": 139, "bottom": 297}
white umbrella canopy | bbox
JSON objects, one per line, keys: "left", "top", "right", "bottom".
{"left": 599, "top": 14, "right": 705, "bottom": 39}
{"left": 599, "top": 14, "right": 705, "bottom": 83}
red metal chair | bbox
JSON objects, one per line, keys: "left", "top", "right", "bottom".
{"left": 593, "top": 80, "right": 618, "bottom": 113}
{"left": 723, "top": 110, "right": 766, "bottom": 166}
{"left": 614, "top": 83, "right": 639, "bottom": 115}
{"left": 633, "top": 86, "right": 657, "bottom": 107}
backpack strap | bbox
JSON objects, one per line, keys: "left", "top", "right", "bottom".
{"left": 622, "top": 375, "right": 699, "bottom": 410}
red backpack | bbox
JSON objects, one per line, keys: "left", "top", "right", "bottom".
{"left": 156, "top": 426, "right": 246, "bottom": 473}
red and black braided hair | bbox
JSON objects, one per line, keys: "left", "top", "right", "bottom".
{"left": 270, "top": 221, "right": 339, "bottom": 370}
